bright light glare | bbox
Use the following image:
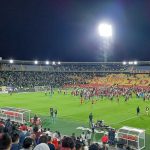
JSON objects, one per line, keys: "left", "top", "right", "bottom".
{"left": 129, "top": 61, "right": 133, "bottom": 65}
{"left": 34, "top": 60, "right": 38, "bottom": 64}
{"left": 134, "top": 61, "right": 138, "bottom": 65}
{"left": 9, "top": 59, "right": 14, "bottom": 64}
{"left": 98, "top": 23, "right": 112, "bottom": 37}
{"left": 122, "top": 61, "right": 127, "bottom": 65}
{"left": 58, "top": 61, "right": 61, "bottom": 65}
{"left": 45, "top": 61, "right": 49, "bottom": 65}
{"left": 52, "top": 61, "right": 56, "bottom": 65}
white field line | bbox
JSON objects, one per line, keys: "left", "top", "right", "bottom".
{"left": 109, "top": 115, "right": 138, "bottom": 125}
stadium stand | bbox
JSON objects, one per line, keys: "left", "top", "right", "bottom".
{"left": 0, "top": 60, "right": 150, "bottom": 88}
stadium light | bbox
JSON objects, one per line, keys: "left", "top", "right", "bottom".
{"left": 9, "top": 59, "right": 14, "bottom": 64}
{"left": 52, "top": 61, "right": 56, "bottom": 65}
{"left": 45, "top": 61, "right": 49, "bottom": 65}
{"left": 34, "top": 60, "right": 38, "bottom": 65}
{"left": 98, "top": 23, "right": 112, "bottom": 62}
{"left": 58, "top": 61, "right": 61, "bottom": 65}
{"left": 98, "top": 23, "right": 112, "bottom": 37}
{"left": 133, "top": 61, "right": 138, "bottom": 65}
{"left": 122, "top": 61, "right": 127, "bottom": 65}
{"left": 129, "top": 61, "right": 133, "bottom": 65}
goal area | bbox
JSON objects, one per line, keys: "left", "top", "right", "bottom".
{"left": 0, "top": 107, "right": 31, "bottom": 124}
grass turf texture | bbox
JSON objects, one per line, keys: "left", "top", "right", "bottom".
{"left": 0, "top": 91, "right": 150, "bottom": 149}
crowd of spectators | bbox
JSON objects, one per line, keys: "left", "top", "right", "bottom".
{"left": 0, "top": 71, "right": 150, "bottom": 89}
{"left": 0, "top": 62, "right": 149, "bottom": 88}
{"left": 0, "top": 63, "right": 131, "bottom": 72}
{"left": 0, "top": 118, "right": 129, "bottom": 150}
{"left": 0, "top": 72, "right": 94, "bottom": 88}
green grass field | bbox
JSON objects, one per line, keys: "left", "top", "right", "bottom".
{"left": 0, "top": 91, "right": 150, "bottom": 133}
{"left": 1, "top": 91, "right": 150, "bottom": 149}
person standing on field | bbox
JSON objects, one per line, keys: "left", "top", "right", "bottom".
{"left": 146, "top": 106, "right": 149, "bottom": 116}
{"left": 89, "top": 113, "right": 93, "bottom": 127}
{"left": 137, "top": 106, "right": 140, "bottom": 115}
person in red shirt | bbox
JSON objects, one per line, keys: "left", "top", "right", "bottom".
{"left": 101, "top": 133, "right": 108, "bottom": 144}
{"left": 0, "top": 121, "right": 4, "bottom": 127}
{"left": 52, "top": 138, "right": 59, "bottom": 149}
{"left": 19, "top": 124, "right": 27, "bottom": 131}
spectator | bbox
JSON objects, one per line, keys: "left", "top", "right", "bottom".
{"left": 52, "top": 137, "right": 59, "bottom": 149}
{"left": 75, "top": 140, "right": 82, "bottom": 150}
{"left": 71, "top": 133, "right": 76, "bottom": 142}
{"left": 89, "top": 143, "right": 99, "bottom": 150}
{"left": 108, "top": 128, "right": 115, "bottom": 145}
{"left": 34, "top": 143, "right": 50, "bottom": 150}
{"left": 11, "top": 132, "right": 20, "bottom": 150}
{"left": 0, "top": 119, "right": 5, "bottom": 127}
{"left": 34, "top": 115, "right": 38, "bottom": 124}
{"left": 19, "top": 124, "right": 28, "bottom": 131}
{"left": 61, "top": 136, "right": 75, "bottom": 150}
{"left": 33, "top": 126, "right": 42, "bottom": 144}
{"left": 101, "top": 133, "right": 109, "bottom": 150}
{"left": 39, "top": 135, "right": 48, "bottom": 144}
{"left": 101, "top": 133, "right": 108, "bottom": 145}
{"left": 47, "top": 136, "right": 55, "bottom": 150}
{"left": 21, "top": 137, "right": 34, "bottom": 150}
{"left": 86, "top": 131, "right": 92, "bottom": 146}
{"left": 45, "top": 128, "right": 52, "bottom": 136}
{"left": 5, "top": 119, "right": 12, "bottom": 134}
{"left": 0, "top": 133, "right": 12, "bottom": 150}
{"left": 80, "top": 132, "right": 86, "bottom": 144}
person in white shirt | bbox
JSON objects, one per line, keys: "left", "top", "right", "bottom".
{"left": 86, "top": 131, "right": 92, "bottom": 146}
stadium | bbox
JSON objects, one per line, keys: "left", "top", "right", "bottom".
{"left": 0, "top": 59, "right": 150, "bottom": 149}
{"left": 1, "top": 1, "right": 150, "bottom": 150}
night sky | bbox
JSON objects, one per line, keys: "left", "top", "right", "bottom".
{"left": 0, "top": 0, "right": 150, "bottom": 62}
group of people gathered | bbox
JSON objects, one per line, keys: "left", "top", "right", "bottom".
{"left": 70, "top": 86, "right": 150, "bottom": 104}
{"left": 0, "top": 118, "right": 121, "bottom": 150}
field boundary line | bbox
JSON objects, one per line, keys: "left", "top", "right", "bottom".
{"left": 109, "top": 115, "right": 138, "bottom": 125}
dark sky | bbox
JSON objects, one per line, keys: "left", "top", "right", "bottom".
{"left": 0, "top": 0, "right": 150, "bottom": 62}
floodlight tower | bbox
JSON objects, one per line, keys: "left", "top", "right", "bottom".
{"left": 98, "top": 23, "right": 112, "bottom": 62}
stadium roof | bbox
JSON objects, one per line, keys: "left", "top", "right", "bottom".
{"left": 0, "top": 59, "right": 150, "bottom": 65}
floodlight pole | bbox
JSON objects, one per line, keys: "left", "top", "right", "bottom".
{"left": 103, "top": 38, "right": 109, "bottom": 62}
{"left": 100, "top": 37, "right": 110, "bottom": 62}
{"left": 104, "top": 48, "right": 107, "bottom": 62}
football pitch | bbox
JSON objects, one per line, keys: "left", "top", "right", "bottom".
{"left": 0, "top": 91, "right": 150, "bottom": 134}
{"left": 1, "top": 91, "right": 150, "bottom": 149}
